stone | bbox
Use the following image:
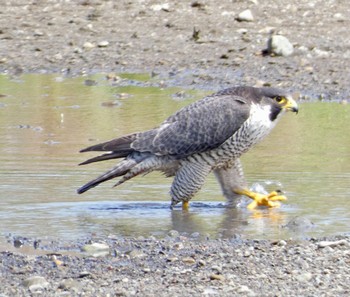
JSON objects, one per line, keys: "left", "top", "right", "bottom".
{"left": 58, "top": 279, "right": 82, "bottom": 292}
{"left": 168, "top": 230, "right": 179, "bottom": 237}
{"left": 98, "top": 41, "right": 109, "bottom": 47}
{"left": 82, "top": 242, "right": 110, "bottom": 257}
{"left": 244, "top": 250, "right": 251, "bottom": 257}
{"left": 150, "top": 3, "right": 170, "bottom": 11}
{"left": 318, "top": 239, "right": 348, "bottom": 248}
{"left": 295, "top": 272, "right": 313, "bottom": 282}
{"left": 267, "top": 35, "right": 294, "bottom": 56}
{"left": 166, "top": 256, "right": 178, "bottom": 262}
{"left": 83, "top": 42, "right": 95, "bottom": 49}
{"left": 238, "top": 285, "right": 256, "bottom": 296}
{"left": 210, "top": 274, "right": 225, "bottom": 281}
{"left": 128, "top": 249, "right": 145, "bottom": 258}
{"left": 312, "top": 48, "right": 330, "bottom": 58}
{"left": 237, "top": 9, "right": 254, "bottom": 22}
{"left": 174, "top": 242, "right": 184, "bottom": 250}
{"left": 278, "top": 240, "right": 287, "bottom": 246}
{"left": 22, "top": 276, "right": 49, "bottom": 290}
{"left": 182, "top": 257, "right": 196, "bottom": 264}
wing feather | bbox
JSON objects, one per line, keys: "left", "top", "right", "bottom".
{"left": 80, "top": 92, "right": 251, "bottom": 161}
{"left": 132, "top": 94, "right": 250, "bottom": 157}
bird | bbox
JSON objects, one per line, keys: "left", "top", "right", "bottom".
{"left": 77, "top": 86, "right": 298, "bottom": 210}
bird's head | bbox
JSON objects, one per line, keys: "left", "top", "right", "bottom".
{"left": 261, "top": 87, "right": 299, "bottom": 114}
{"left": 272, "top": 94, "right": 299, "bottom": 114}
{"left": 252, "top": 87, "right": 299, "bottom": 121}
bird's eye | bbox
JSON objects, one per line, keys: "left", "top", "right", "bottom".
{"left": 275, "top": 96, "right": 284, "bottom": 103}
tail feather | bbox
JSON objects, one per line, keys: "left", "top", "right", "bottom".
{"left": 79, "top": 151, "right": 131, "bottom": 165}
{"left": 77, "top": 159, "right": 137, "bottom": 194}
{"left": 80, "top": 134, "right": 136, "bottom": 153}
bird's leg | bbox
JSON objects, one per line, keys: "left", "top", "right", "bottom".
{"left": 214, "top": 159, "right": 247, "bottom": 207}
{"left": 214, "top": 159, "right": 287, "bottom": 209}
{"left": 182, "top": 201, "right": 190, "bottom": 211}
{"left": 233, "top": 188, "right": 287, "bottom": 209}
{"left": 170, "top": 161, "right": 212, "bottom": 210}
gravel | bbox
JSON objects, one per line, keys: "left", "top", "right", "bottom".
{"left": 1, "top": 234, "right": 349, "bottom": 296}
{"left": 1, "top": 0, "right": 350, "bottom": 100}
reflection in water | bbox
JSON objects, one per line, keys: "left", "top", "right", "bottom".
{"left": 0, "top": 73, "right": 349, "bottom": 241}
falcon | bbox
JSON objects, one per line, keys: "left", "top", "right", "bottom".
{"left": 77, "top": 86, "right": 298, "bottom": 210}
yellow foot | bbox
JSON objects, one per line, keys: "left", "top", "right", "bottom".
{"left": 182, "top": 201, "right": 190, "bottom": 211}
{"left": 234, "top": 188, "right": 287, "bottom": 209}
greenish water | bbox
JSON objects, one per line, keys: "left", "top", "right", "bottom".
{"left": 0, "top": 73, "right": 349, "bottom": 241}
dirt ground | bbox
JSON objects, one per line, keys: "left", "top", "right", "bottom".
{"left": 0, "top": 1, "right": 350, "bottom": 296}
{"left": 1, "top": 0, "right": 350, "bottom": 99}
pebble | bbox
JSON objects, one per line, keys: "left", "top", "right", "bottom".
{"left": 128, "top": 249, "right": 145, "bottom": 258}
{"left": 115, "top": 93, "right": 131, "bottom": 99}
{"left": 73, "top": 47, "right": 83, "bottom": 54}
{"left": 244, "top": 250, "right": 251, "bottom": 257}
{"left": 203, "top": 288, "right": 219, "bottom": 295}
{"left": 209, "top": 274, "right": 225, "bottom": 281}
{"left": 237, "top": 9, "right": 254, "bottom": 22}
{"left": 166, "top": 256, "right": 178, "bottom": 262}
{"left": 283, "top": 216, "right": 314, "bottom": 231}
{"left": 238, "top": 285, "right": 256, "bottom": 296}
{"left": 174, "top": 242, "right": 184, "bottom": 250}
{"left": 97, "top": 41, "right": 109, "bottom": 47}
{"left": 83, "top": 42, "right": 95, "bottom": 49}
{"left": 33, "top": 30, "right": 44, "bottom": 37}
{"left": 278, "top": 240, "right": 287, "bottom": 246}
{"left": 22, "top": 276, "right": 49, "bottom": 291}
{"left": 82, "top": 242, "right": 110, "bottom": 257}
{"left": 51, "top": 255, "right": 63, "bottom": 267}
{"left": 182, "top": 257, "right": 196, "bottom": 264}
{"left": 311, "top": 48, "right": 330, "bottom": 58}
{"left": 168, "top": 230, "right": 179, "bottom": 237}
{"left": 317, "top": 239, "right": 348, "bottom": 248}
{"left": 84, "top": 79, "right": 98, "bottom": 86}
{"left": 13, "top": 238, "right": 24, "bottom": 248}
{"left": 237, "top": 28, "right": 248, "bottom": 34}
{"left": 295, "top": 272, "right": 313, "bottom": 282}
{"left": 150, "top": 3, "right": 170, "bottom": 11}
{"left": 333, "top": 13, "right": 345, "bottom": 21}
{"left": 267, "top": 35, "right": 294, "bottom": 56}
{"left": 78, "top": 271, "right": 92, "bottom": 278}
{"left": 101, "top": 100, "right": 121, "bottom": 107}
{"left": 58, "top": 279, "right": 81, "bottom": 292}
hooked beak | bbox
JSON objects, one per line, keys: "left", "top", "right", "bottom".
{"left": 285, "top": 96, "right": 299, "bottom": 114}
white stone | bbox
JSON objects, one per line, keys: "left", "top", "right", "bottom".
{"left": 83, "top": 42, "right": 95, "bottom": 49}
{"left": 237, "top": 9, "right": 254, "bottom": 22}
{"left": 22, "top": 276, "right": 49, "bottom": 290}
{"left": 268, "top": 35, "right": 294, "bottom": 56}
{"left": 98, "top": 41, "right": 109, "bottom": 47}
{"left": 150, "top": 4, "right": 169, "bottom": 11}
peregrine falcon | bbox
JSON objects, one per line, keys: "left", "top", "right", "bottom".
{"left": 77, "top": 86, "right": 298, "bottom": 209}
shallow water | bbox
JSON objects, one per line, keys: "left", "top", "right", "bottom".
{"left": 0, "top": 73, "right": 349, "bottom": 241}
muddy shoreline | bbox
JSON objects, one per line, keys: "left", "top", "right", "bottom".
{"left": 1, "top": 1, "right": 350, "bottom": 100}
{"left": 1, "top": 234, "right": 350, "bottom": 296}
{"left": 1, "top": 1, "right": 350, "bottom": 296}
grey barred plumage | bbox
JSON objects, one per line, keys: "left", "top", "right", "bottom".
{"left": 77, "top": 86, "right": 298, "bottom": 209}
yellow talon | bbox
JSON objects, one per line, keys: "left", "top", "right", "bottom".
{"left": 234, "top": 188, "right": 287, "bottom": 209}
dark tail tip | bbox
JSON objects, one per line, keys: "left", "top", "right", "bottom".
{"left": 77, "top": 187, "right": 87, "bottom": 194}
{"left": 77, "top": 183, "right": 95, "bottom": 194}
